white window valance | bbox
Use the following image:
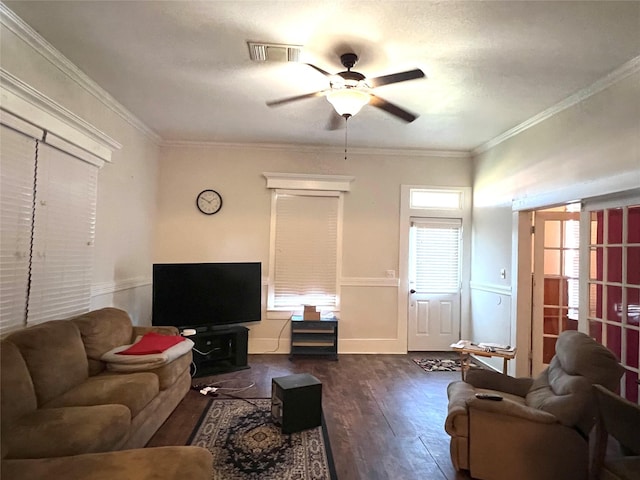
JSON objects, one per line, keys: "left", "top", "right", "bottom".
{"left": 263, "top": 172, "right": 354, "bottom": 191}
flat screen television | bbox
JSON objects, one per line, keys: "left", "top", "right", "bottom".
{"left": 152, "top": 262, "right": 261, "bottom": 330}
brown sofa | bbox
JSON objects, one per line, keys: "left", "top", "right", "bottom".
{"left": 1, "top": 307, "right": 212, "bottom": 479}
{"left": 445, "top": 330, "right": 625, "bottom": 480}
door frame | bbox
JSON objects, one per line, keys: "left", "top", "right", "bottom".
{"left": 398, "top": 185, "right": 472, "bottom": 352}
{"left": 531, "top": 210, "right": 581, "bottom": 376}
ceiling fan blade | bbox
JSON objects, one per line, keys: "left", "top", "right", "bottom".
{"left": 368, "top": 69, "right": 425, "bottom": 88}
{"left": 266, "top": 91, "right": 325, "bottom": 107}
{"left": 305, "top": 63, "right": 333, "bottom": 78}
{"left": 369, "top": 94, "right": 419, "bottom": 123}
{"left": 326, "top": 110, "right": 345, "bottom": 130}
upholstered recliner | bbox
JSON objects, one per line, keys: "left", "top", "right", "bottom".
{"left": 445, "top": 330, "right": 625, "bottom": 480}
{"left": 590, "top": 384, "right": 640, "bottom": 480}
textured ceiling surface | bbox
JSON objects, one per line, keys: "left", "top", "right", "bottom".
{"left": 4, "top": 1, "right": 640, "bottom": 151}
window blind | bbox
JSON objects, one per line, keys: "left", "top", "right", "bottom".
{"left": 411, "top": 218, "right": 462, "bottom": 293}
{"left": 0, "top": 126, "right": 36, "bottom": 334}
{"left": 26, "top": 143, "right": 97, "bottom": 326}
{"left": 271, "top": 192, "right": 339, "bottom": 309}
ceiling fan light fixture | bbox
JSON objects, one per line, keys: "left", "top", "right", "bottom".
{"left": 326, "top": 89, "right": 370, "bottom": 117}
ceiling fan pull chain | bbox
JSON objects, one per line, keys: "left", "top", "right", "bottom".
{"left": 344, "top": 116, "right": 349, "bottom": 161}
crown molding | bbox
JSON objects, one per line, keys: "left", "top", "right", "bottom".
{"left": 161, "top": 139, "right": 471, "bottom": 159}
{"left": 1, "top": 69, "right": 120, "bottom": 163}
{"left": 473, "top": 55, "right": 640, "bottom": 156}
{"left": 0, "top": 3, "right": 161, "bottom": 144}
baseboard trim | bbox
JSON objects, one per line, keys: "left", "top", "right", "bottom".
{"left": 249, "top": 337, "right": 407, "bottom": 355}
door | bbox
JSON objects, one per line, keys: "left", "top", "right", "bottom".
{"left": 531, "top": 211, "right": 580, "bottom": 375}
{"left": 408, "top": 218, "right": 462, "bottom": 350}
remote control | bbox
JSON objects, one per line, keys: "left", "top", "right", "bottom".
{"left": 475, "top": 393, "right": 503, "bottom": 401}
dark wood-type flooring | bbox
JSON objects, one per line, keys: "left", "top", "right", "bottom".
{"left": 147, "top": 353, "right": 473, "bottom": 480}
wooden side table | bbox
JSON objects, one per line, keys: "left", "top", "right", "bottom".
{"left": 451, "top": 341, "right": 516, "bottom": 380}
{"left": 289, "top": 316, "right": 338, "bottom": 360}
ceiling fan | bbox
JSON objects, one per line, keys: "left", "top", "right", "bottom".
{"left": 266, "top": 53, "right": 425, "bottom": 128}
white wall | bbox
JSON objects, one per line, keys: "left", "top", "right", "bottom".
{"left": 1, "top": 11, "right": 161, "bottom": 325}
{"left": 472, "top": 69, "right": 640, "bottom": 373}
{"left": 156, "top": 144, "right": 471, "bottom": 353}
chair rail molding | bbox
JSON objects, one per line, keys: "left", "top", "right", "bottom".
{"left": 470, "top": 281, "right": 512, "bottom": 296}
{"left": 91, "top": 277, "right": 151, "bottom": 298}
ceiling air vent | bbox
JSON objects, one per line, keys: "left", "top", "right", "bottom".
{"left": 247, "top": 42, "right": 302, "bottom": 62}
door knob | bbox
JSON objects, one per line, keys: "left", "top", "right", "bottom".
{"left": 410, "top": 289, "right": 416, "bottom": 294}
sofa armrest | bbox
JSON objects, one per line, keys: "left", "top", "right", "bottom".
{"left": 132, "top": 326, "right": 180, "bottom": 339}
{"left": 467, "top": 396, "right": 558, "bottom": 424}
{"left": 465, "top": 369, "right": 533, "bottom": 397}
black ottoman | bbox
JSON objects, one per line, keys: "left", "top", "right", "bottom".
{"left": 271, "top": 373, "right": 322, "bottom": 434}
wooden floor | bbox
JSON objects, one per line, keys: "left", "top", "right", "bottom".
{"left": 147, "top": 353, "right": 473, "bottom": 480}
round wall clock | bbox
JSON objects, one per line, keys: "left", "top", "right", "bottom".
{"left": 196, "top": 189, "right": 223, "bottom": 215}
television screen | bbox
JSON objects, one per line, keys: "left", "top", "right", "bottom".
{"left": 152, "top": 262, "right": 262, "bottom": 329}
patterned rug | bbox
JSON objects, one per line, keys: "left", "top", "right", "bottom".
{"left": 188, "top": 398, "right": 336, "bottom": 480}
{"left": 413, "top": 357, "right": 462, "bottom": 372}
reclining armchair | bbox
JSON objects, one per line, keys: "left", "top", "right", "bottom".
{"left": 590, "top": 384, "right": 640, "bottom": 480}
{"left": 445, "top": 330, "right": 624, "bottom": 480}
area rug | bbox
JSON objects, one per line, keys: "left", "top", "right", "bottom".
{"left": 188, "top": 398, "right": 337, "bottom": 480}
{"left": 413, "top": 357, "right": 462, "bottom": 372}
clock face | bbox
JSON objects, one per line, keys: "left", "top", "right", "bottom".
{"left": 196, "top": 189, "right": 222, "bottom": 215}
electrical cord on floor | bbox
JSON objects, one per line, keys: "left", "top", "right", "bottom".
{"left": 217, "top": 390, "right": 262, "bottom": 409}
{"left": 193, "top": 379, "right": 255, "bottom": 392}
{"left": 255, "top": 318, "right": 290, "bottom": 354}
{"left": 191, "top": 379, "right": 261, "bottom": 408}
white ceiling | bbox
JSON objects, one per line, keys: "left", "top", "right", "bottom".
{"left": 4, "top": 1, "right": 640, "bottom": 152}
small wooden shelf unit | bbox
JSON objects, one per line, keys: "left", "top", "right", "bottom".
{"left": 290, "top": 316, "right": 338, "bottom": 360}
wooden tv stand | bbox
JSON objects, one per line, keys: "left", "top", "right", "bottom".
{"left": 190, "top": 326, "right": 249, "bottom": 377}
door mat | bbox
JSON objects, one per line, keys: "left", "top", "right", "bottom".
{"left": 412, "top": 357, "right": 462, "bottom": 372}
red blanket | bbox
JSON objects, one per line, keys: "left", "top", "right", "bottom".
{"left": 117, "top": 331, "right": 185, "bottom": 355}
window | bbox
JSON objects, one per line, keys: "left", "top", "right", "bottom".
{"left": 0, "top": 119, "right": 101, "bottom": 334}
{"left": 264, "top": 173, "right": 353, "bottom": 315}
{"left": 0, "top": 126, "right": 36, "bottom": 334}
{"left": 270, "top": 191, "right": 339, "bottom": 310}
{"left": 410, "top": 218, "right": 462, "bottom": 293}
{"left": 410, "top": 189, "right": 462, "bottom": 210}
{"left": 26, "top": 143, "right": 98, "bottom": 326}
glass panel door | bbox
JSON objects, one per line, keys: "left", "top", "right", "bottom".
{"left": 587, "top": 205, "right": 640, "bottom": 402}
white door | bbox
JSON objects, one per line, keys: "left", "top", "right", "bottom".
{"left": 531, "top": 211, "right": 580, "bottom": 376}
{"left": 408, "top": 218, "right": 462, "bottom": 350}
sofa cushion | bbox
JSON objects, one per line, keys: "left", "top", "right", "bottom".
{"left": 6, "top": 320, "right": 88, "bottom": 406}
{"left": 72, "top": 308, "right": 134, "bottom": 375}
{"left": 3, "top": 405, "right": 130, "bottom": 459}
{"left": 0, "top": 341, "right": 37, "bottom": 426}
{"left": 42, "top": 373, "right": 159, "bottom": 418}
{"left": 101, "top": 337, "right": 194, "bottom": 372}
{"left": 1, "top": 446, "right": 214, "bottom": 480}
{"left": 103, "top": 351, "right": 192, "bottom": 390}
